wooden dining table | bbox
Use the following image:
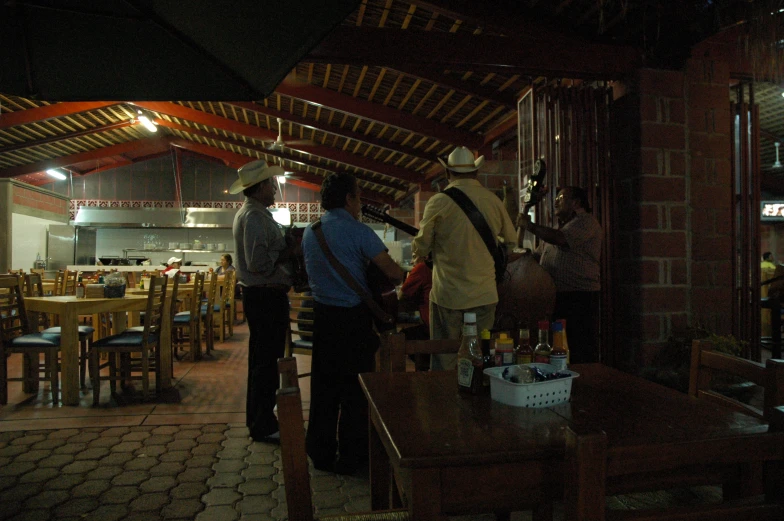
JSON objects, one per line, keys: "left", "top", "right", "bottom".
{"left": 359, "top": 364, "right": 784, "bottom": 521}
{"left": 24, "top": 295, "right": 174, "bottom": 405}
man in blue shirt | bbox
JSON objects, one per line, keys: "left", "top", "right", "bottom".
{"left": 302, "top": 172, "right": 403, "bottom": 475}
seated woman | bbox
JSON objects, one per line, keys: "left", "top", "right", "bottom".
{"left": 216, "top": 253, "right": 236, "bottom": 276}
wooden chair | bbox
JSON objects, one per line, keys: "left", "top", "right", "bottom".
{"left": 88, "top": 275, "right": 168, "bottom": 405}
{"left": 286, "top": 291, "right": 314, "bottom": 357}
{"left": 61, "top": 269, "right": 78, "bottom": 296}
{"left": 212, "top": 270, "right": 235, "bottom": 342}
{"left": 689, "top": 339, "right": 784, "bottom": 421}
{"left": 275, "top": 357, "right": 409, "bottom": 521}
{"left": 0, "top": 275, "right": 61, "bottom": 405}
{"left": 173, "top": 271, "right": 204, "bottom": 361}
{"left": 25, "top": 273, "right": 95, "bottom": 389}
{"left": 563, "top": 413, "right": 784, "bottom": 521}
{"left": 201, "top": 272, "right": 218, "bottom": 356}
{"left": 377, "top": 331, "right": 460, "bottom": 373}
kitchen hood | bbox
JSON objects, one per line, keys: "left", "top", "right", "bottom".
{"left": 72, "top": 207, "right": 291, "bottom": 228}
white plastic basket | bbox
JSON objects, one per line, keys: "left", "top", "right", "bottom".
{"left": 483, "top": 363, "right": 579, "bottom": 408}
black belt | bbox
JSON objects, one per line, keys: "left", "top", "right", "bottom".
{"left": 247, "top": 283, "right": 289, "bottom": 292}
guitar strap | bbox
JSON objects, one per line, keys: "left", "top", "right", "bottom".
{"left": 311, "top": 221, "right": 394, "bottom": 327}
{"left": 443, "top": 187, "right": 502, "bottom": 258}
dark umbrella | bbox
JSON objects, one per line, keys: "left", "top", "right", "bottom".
{"left": 0, "top": 0, "right": 359, "bottom": 101}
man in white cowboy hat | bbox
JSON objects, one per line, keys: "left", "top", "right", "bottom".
{"left": 411, "top": 146, "right": 517, "bottom": 370}
{"left": 163, "top": 256, "right": 188, "bottom": 281}
{"left": 231, "top": 159, "right": 298, "bottom": 442}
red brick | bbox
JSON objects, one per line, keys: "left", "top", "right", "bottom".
{"left": 636, "top": 230, "right": 686, "bottom": 257}
{"left": 668, "top": 99, "right": 685, "bottom": 124}
{"left": 640, "top": 149, "right": 662, "bottom": 176}
{"left": 714, "top": 158, "right": 731, "bottom": 186}
{"left": 689, "top": 132, "right": 731, "bottom": 160}
{"left": 641, "top": 122, "right": 686, "bottom": 149}
{"left": 641, "top": 287, "right": 688, "bottom": 313}
{"left": 640, "top": 260, "right": 661, "bottom": 284}
{"left": 687, "top": 107, "right": 711, "bottom": 133}
{"left": 691, "top": 184, "right": 730, "bottom": 209}
{"left": 635, "top": 176, "right": 686, "bottom": 202}
{"left": 691, "top": 208, "right": 713, "bottom": 235}
{"left": 687, "top": 84, "right": 728, "bottom": 110}
{"left": 639, "top": 68, "right": 684, "bottom": 98}
{"left": 714, "top": 208, "right": 732, "bottom": 235}
{"left": 691, "top": 157, "right": 707, "bottom": 182}
{"left": 714, "top": 261, "right": 732, "bottom": 286}
{"left": 691, "top": 262, "right": 712, "bottom": 286}
{"left": 692, "top": 236, "right": 731, "bottom": 261}
{"left": 670, "top": 313, "right": 689, "bottom": 333}
{"left": 640, "top": 95, "right": 661, "bottom": 123}
{"left": 667, "top": 151, "right": 686, "bottom": 177}
{"left": 618, "top": 205, "right": 660, "bottom": 232}
{"left": 670, "top": 259, "right": 687, "bottom": 284}
{"left": 669, "top": 206, "right": 687, "bottom": 230}
{"left": 691, "top": 288, "right": 732, "bottom": 313}
{"left": 642, "top": 314, "right": 663, "bottom": 339}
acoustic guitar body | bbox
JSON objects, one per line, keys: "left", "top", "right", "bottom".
{"left": 496, "top": 253, "right": 556, "bottom": 331}
{"left": 366, "top": 262, "right": 398, "bottom": 332}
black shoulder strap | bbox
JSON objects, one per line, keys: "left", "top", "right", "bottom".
{"left": 310, "top": 221, "right": 392, "bottom": 324}
{"left": 443, "top": 187, "right": 500, "bottom": 255}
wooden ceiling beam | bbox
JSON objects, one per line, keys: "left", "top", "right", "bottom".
{"left": 156, "top": 118, "right": 407, "bottom": 192}
{"left": 132, "top": 101, "right": 422, "bottom": 185}
{"left": 0, "top": 136, "right": 173, "bottom": 178}
{"left": 276, "top": 74, "right": 483, "bottom": 149}
{"left": 0, "top": 102, "right": 119, "bottom": 129}
{"left": 384, "top": 66, "right": 518, "bottom": 109}
{"left": 225, "top": 101, "right": 435, "bottom": 163}
{"left": 307, "top": 27, "right": 640, "bottom": 79}
{"left": 0, "top": 120, "right": 136, "bottom": 154}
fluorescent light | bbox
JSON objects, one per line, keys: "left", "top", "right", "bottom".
{"left": 137, "top": 114, "right": 157, "bottom": 132}
{"left": 46, "top": 169, "right": 67, "bottom": 180}
{"left": 278, "top": 176, "right": 286, "bottom": 184}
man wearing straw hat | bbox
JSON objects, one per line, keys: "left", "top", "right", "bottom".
{"left": 231, "top": 159, "right": 297, "bottom": 443}
{"left": 411, "top": 146, "right": 517, "bottom": 370}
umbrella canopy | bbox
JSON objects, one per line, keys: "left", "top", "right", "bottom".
{"left": 0, "top": 0, "right": 360, "bottom": 101}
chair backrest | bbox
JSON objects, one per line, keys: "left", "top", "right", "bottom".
{"left": 62, "top": 269, "right": 78, "bottom": 296}
{"left": 203, "top": 272, "right": 218, "bottom": 317}
{"left": 287, "top": 292, "right": 314, "bottom": 355}
{"left": 378, "top": 331, "right": 461, "bottom": 372}
{"left": 276, "top": 357, "right": 315, "bottom": 521}
{"left": 189, "top": 272, "right": 206, "bottom": 317}
{"left": 53, "top": 270, "right": 66, "bottom": 296}
{"left": 689, "top": 339, "right": 784, "bottom": 421}
{"left": 168, "top": 274, "right": 180, "bottom": 320}
{"left": 0, "top": 275, "right": 31, "bottom": 344}
{"left": 23, "top": 272, "right": 50, "bottom": 331}
{"left": 141, "top": 275, "right": 168, "bottom": 343}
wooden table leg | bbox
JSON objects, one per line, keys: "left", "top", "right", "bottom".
{"left": 408, "top": 468, "right": 448, "bottom": 521}
{"left": 369, "top": 412, "right": 391, "bottom": 510}
{"left": 60, "top": 307, "right": 80, "bottom": 406}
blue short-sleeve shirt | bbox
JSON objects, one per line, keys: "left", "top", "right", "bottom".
{"left": 302, "top": 208, "right": 387, "bottom": 307}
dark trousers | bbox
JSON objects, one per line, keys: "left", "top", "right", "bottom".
{"left": 243, "top": 286, "right": 289, "bottom": 438}
{"left": 552, "top": 291, "right": 600, "bottom": 364}
{"left": 306, "top": 302, "right": 377, "bottom": 466}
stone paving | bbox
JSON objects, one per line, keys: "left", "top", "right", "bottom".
{"left": 0, "top": 422, "right": 376, "bottom": 521}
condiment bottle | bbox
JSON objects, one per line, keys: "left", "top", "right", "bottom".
{"left": 495, "top": 333, "right": 515, "bottom": 367}
{"left": 516, "top": 327, "right": 533, "bottom": 365}
{"left": 533, "top": 320, "right": 551, "bottom": 364}
{"left": 75, "top": 276, "right": 85, "bottom": 299}
{"left": 480, "top": 329, "right": 494, "bottom": 390}
{"left": 550, "top": 321, "right": 568, "bottom": 371}
{"left": 557, "top": 318, "right": 570, "bottom": 364}
{"left": 457, "top": 312, "right": 483, "bottom": 395}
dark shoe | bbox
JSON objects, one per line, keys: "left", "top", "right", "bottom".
{"left": 333, "top": 458, "right": 358, "bottom": 476}
{"left": 312, "top": 459, "right": 336, "bottom": 473}
{"left": 250, "top": 430, "right": 280, "bottom": 444}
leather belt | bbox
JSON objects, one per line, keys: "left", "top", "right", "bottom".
{"left": 254, "top": 283, "right": 290, "bottom": 293}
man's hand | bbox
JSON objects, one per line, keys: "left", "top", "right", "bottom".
{"left": 516, "top": 212, "right": 531, "bottom": 231}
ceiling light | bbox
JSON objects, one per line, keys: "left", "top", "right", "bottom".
{"left": 136, "top": 111, "right": 157, "bottom": 132}
{"left": 775, "top": 142, "right": 782, "bottom": 168}
{"left": 278, "top": 176, "right": 286, "bottom": 184}
{"left": 46, "top": 169, "right": 67, "bottom": 180}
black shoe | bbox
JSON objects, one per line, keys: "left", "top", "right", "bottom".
{"left": 333, "top": 459, "right": 358, "bottom": 476}
{"left": 312, "top": 459, "right": 336, "bottom": 473}
{"left": 250, "top": 430, "right": 280, "bottom": 444}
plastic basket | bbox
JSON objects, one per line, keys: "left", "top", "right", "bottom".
{"left": 483, "top": 363, "right": 579, "bottom": 408}
{"left": 104, "top": 284, "right": 126, "bottom": 298}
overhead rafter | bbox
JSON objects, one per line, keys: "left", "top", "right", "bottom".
{"left": 276, "top": 74, "right": 484, "bottom": 149}
{"left": 307, "top": 26, "right": 640, "bottom": 79}
{"left": 0, "top": 102, "right": 119, "bottom": 129}
{"left": 0, "top": 136, "right": 173, "bottom": 178}
{"left": 132, "top": 101, "right": 423, "bottom": 184}
{"left": 0, "top": 120, "right": 136, "bottom": 154}
{"left": 225, "top": 101, "right": 435, "bottom": 163}
{"left": 156, "top": 118, "right": 408, "bottom": 192}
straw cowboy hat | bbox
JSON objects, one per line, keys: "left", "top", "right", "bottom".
{"left": 167, "top": 257, "right": 182, "bottom": 265}
{"left": 438, "top": 146, "right": 485, "bottom": 173}
{"left": 229, "top": 159, "right": 285, "bottom": 194}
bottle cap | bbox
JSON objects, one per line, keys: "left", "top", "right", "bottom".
{"left": 552, "top": 321, "right": 563, "bottom": 332}
{"left": 498, "top": 333, "right": 508, "bottom": 339}
{"left": 538, "top": 320, "right": 549, "bottom": 329}
{"left": 463, "top": 312, "right": 477, "bottom": 323}
{"left": 519, "top": 328, "right": 530, "bottom": 338}
{"left": 480, "top": 329, "right": 491, "bottom": 339}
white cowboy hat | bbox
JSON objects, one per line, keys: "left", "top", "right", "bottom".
{"left": 167, "top": 257, "right": 182, "bottom": 265}
{"left": 229, "top": 159, "right": 285, "bottom": 194}
{"left": 438, "top": 146, "right": 485, "bottom": 173}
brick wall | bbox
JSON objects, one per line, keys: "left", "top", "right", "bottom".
{"left": 613, "top": 62, "right": 732, "bottom": 368}
{"left": 12, "top": 184, "right": 70, "bottom": 217}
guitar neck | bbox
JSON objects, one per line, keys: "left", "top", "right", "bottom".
{"left": 361, "top": 205, "right": 419, "bottom": 236}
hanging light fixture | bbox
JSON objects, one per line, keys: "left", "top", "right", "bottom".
{"left": 46, "top": 169, "right": 67, "bottom": 180}
{"left": 136, "top": 111, "right": 157, "bottom": 132}
{"left": 775, "top": 142, "right": 782, "bottom": 168}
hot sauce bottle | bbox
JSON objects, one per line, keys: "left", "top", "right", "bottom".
{"left": 533, "top": 320, "right": 551, "bottom": 364}
{"left": 457, "top": 313, "right": 483, "bottom": 395}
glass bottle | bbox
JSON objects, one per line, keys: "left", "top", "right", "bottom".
{"left": 457, "top": 312, "right": 483, "bottom": 395}
{"left": 516, "top": 327, "right": 533, "bottom": 365}
{"left": 533, "top": 320, "right": 551, "bottom": 364}
{"left": 550, "top": 321, "right": 568, "bottom": 371}
{"left": 495, "top": 333, "right": 515, "bottom": 366}
{"left": 75, "top": 276, "right": 85, "bottom": 299}
{"left": 557, "top": 318, "right": 570, "bottom": 364}
{"left": 480, "top": 329, "right": 494, "bottom": 390}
